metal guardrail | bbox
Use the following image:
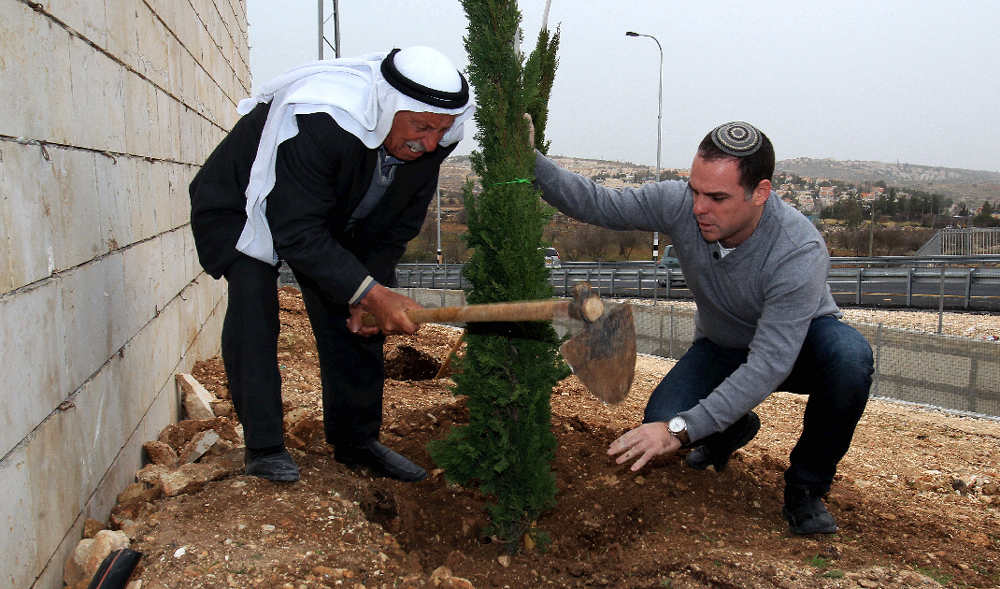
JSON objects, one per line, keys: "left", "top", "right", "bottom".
{"left": 395, "top": 256, "right": 1000, "bottom": 311}
{"left": 394, "top": 263, "right": 690, "bottom": 302}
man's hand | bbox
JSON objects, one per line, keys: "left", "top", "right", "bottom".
{"left": 608, "top": 422, "right": 681, "bottom": 471}
{"left": 346, "top": 284, "right": 421, "bottom": 336}
{"left": 523, "top": 113, "right": 535, "bottom": 148}
{"left": 346, "top": 304, "right": 381, "bottom": 337}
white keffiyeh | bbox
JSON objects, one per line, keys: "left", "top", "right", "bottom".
{"left": 235, "top": 50, "right": 475, "bottom": 265}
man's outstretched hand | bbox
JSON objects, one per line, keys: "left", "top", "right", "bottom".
{"left": 608, "top": 422, "right": 681, "bottom": 471}
{"left": 347, "top": 284, "right": 421, "bottom": 337}
{"left": 523, "top": 113, "right": 536, "bottom": 149}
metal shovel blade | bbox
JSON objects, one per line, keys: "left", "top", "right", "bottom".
{"left": 559, "top": 303, "right": 637, "bottom": 405}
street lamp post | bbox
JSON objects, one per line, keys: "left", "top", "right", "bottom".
{"left": 868, "top": 201, "right": 877, "bottom": 258}
{"left": 436, "top": 184, "right": 442, "bottom": 263}
{"left": 626, "top": 31, "right": 663, "bottom": 262}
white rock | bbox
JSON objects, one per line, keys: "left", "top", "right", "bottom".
{"left": 83, "top": 531, "right": 130, "bottom": 578}
{"left": 176, "top": 373, "right": 217, "bottom": 421}
{"left": 160, "top": 462, "right": 227, "bottom": 496}
{"left": 63, "top": 539, "right": 95, "bottom": 585}
{"left": 179, "top": 429, "right": 221, "bottom": 464}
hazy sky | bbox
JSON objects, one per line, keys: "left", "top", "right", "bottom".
{"left": 246, "top": 1, "right": 1000, "bottom": 173}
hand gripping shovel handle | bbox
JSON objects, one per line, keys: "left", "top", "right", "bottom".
{"left": 361, "top": 295, "right": 604, "bottom": 327}
{"left": 359, "top": 283, "right": 636, "bottom": 405}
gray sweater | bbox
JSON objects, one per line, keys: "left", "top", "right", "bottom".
{"left": 534, "top": 152, "right": 842, "bottom": 442}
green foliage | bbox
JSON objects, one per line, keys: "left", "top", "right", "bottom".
{"left": 427, "top": 0, "right": 563, "bottom": 555}
{"left": 807, "top": 554, "right": 832, "bottom": 568}
{"left": 458, "top": 0, "right": 557, "bottom": 304}
{"left": 805, "top": 554, "right": 845, "bottom": 578}
{"left": 399, "top": 246, "right": 436, "bottom": 263}
{"left": 973, "top": 199, "right": 1000, "bottom": 227}
{"left": 523, "top": 25, "right": 560, "bottom": 154}
{"left": 973, "top": 212, "right": 999, "bottom": 227}
{"left": 428, "top": 334, "right": 561, "bottom": 549}
{"left": 913, "top": 566, "right": 953, "bottom": 585}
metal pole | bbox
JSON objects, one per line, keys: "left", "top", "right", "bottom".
{"left": 855, "top": 268, "right": 863, "bottom": 305}
{"left": 597, "top": 259, "right": 602, "bottom": 297}
{"left": 319, "top": 0, "right": 341, "bottom": 60}
{"left": 626, "top": 31, "right": 663, "bottom": 261}
{"left": 669, "top": 305, "right": 675, "bottom": 359}
{"left": 965, "top": 268, "right": 973, "bottom": 308}
{"left": 938, "top": 264, "right": 946, "bottom": 333}
{"left": 906, "top": 267, "right": 914, "bottom": 306}
{"left": 874, "top": 323, "right": 882, "bottom": 397}
{"left": 541, "top": 0, "right": 552, "bottom": 30}
{"left": 868, "top": 202, "right": 876, "bottom": 257}
{"left": 654, "top": 36, "right": 662, "bottom": 262}
{"left": 436, "top": 184, "right": 442, "bottom": 264}
{"left": 333, "top": 0, "right": 340, "bottom": 58}
{"left": 653, "top": 264, "right": 658, "bottom": 305}
{"left": 658, "top": 310, "right": 665, "bottom": 356}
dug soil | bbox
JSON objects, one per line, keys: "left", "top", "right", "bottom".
{"left": 130, "top": 288, "right": 1000, "bottom": 589}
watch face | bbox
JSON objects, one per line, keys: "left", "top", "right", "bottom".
{"left": 669, "top": 416, "right": 685, "bottom": 433}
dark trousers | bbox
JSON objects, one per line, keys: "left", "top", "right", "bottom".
{"left": 643, "top": 315, "right": 874, "bottom": 492}
{"left": 221, "top": 255, "right": 385, "bottom": 450}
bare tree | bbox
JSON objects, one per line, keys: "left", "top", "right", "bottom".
{"left": 579, "top": 225, "right": 615, "bottom": 260}
{"left": 615, "top": 230, "right": 649, "bottom": 259}
{"left": 442, "top": 232, "right": 470, "bottom": 263}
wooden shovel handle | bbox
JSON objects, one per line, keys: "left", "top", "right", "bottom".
{"left": 362, "top": 297, "right": 603, "bottom": 327}
{"left": 433, "top": 329, "right": 466, "bottom": 379}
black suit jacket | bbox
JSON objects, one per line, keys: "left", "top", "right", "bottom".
{"left": 190, "top": 102, "right": 455, "bottom": 304}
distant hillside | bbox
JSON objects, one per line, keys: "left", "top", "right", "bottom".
{"left": 776, "top": 157, "right": 1000, "bottom": 202}
{"left": 444, "top": 154, "right": 1000, "bottom": 204}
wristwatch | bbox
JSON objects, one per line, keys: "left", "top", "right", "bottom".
{"left": 668, "top": 416, "right": 690, "bottom": 445}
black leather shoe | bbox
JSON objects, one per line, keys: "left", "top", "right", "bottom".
{"left": 783, "top": 484, "right": 838, "bottom": 535}
{"left": 335, "top": 440, "right": 427, "bottom": 482}
{"left": 245, "top": 447, "right": 300, "bottom": 482}
{"left": 685, "top": 411, "right": 761, "bottom": 472}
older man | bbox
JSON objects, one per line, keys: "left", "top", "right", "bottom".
{"left": 530, "top": 120, "right": 873, "bottom": 535}
{"left": 190, "top": 47, "right": 474, "bottom": 483}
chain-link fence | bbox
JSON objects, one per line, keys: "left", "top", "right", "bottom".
{"left": 397, "top": 287, "right": 1000, "bottom": 420}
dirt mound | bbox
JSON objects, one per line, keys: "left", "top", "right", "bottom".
{"left": 122, "top": 289, "right": 1000, "bottom": 589}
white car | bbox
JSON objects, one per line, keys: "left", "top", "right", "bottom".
{"left": 542, "top": 247, "right": 561, "bottom": 268}
{"left": 656, "top": 245, "right": 685, "bottom": 287}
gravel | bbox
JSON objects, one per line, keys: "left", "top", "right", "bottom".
{"left": 616, "top": 298, "right": 1000, "bottom": 340}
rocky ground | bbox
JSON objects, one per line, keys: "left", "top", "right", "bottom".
{"left": 618, "top": 298, "right": 1000, "bottom": 342}
{"left": 96, "top": 288, "right": 999, "bottom": 589}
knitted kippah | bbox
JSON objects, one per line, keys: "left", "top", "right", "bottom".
{"left": 710, "top": 121, "right": 763, "bottom": 157}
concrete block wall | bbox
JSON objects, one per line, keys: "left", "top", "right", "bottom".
{"left": 0, "top": 0, "right": 248, "bottom": 587}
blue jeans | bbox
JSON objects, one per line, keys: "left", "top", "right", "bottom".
{"left": 644, "top": 315, "right": 873, "bottom": 492}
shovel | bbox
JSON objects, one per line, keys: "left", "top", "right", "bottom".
{"left": 363, "top": 283, "right": 637, "bottom": 404}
